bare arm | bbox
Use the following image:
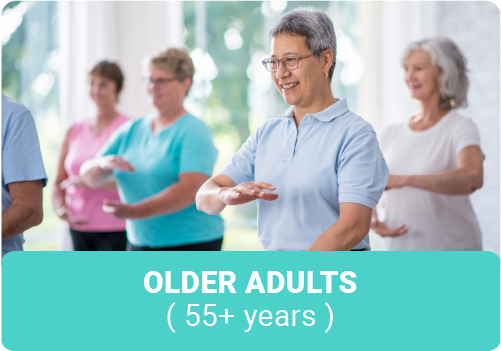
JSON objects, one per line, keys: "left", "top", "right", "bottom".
{"left": 80, "top": 155, "right": 134, "bottom": 189}
{"left": 79, "top": 158, "right": 114, "bottom": 188}
{"left": 196, "top": 174, "right": 278, "bottom": 215}
{"left": 306, "top": 203, "right": 372, "bottom": 251}
{"left": 2, "top": 180, "right": 44, "bottom": 240}
{"left": 196, "top": 174, "right": 237, "bottom": 215}
{"left": 51, "top": 128, "right": 74, "bottom": 220}
{"left": 103, "top": 172, "right": 214, "bottom": 219}
{"left": 386, "top": 146, "right": 484, "bottom": 195}
{"left": 60, "top": 176, "right": 118, "bottom": 191}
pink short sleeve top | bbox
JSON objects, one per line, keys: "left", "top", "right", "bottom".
{"left": 64, "top": 115, "right": 129, "bottom": 231}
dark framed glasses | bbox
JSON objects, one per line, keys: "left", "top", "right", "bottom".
{"left": 143, "top": 77, "right": 179, "bottom": 86}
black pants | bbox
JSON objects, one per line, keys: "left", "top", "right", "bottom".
{"left": 126, "top": 237, "right": 223, "bottom": 251}
{"left": 69, "top": 229, "right": 127, "bottom": 251}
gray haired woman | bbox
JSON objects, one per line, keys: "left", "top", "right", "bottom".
{"left": 196, "top": 8, "right": 389, "bottom": 251}
{"left": 372, "top": 37, "right": 484, "bottom": 251}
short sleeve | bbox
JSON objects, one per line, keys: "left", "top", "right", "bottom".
{"left": 218, "top": 131, "right": 258, "bottom": 185}
{"left": 337, "top": 131, "right": 389, "bottom": 210}
{"left": 95, "top": 120, "right": 132, "bottom": 157}
{"left": 453, "top": 117, "right": 481, "bottom": 155}
{"left": 179, "top": 122, "right": 218, "bottom": 177}
{"left": 2, "top": 112, "right": 47, "bottom": 187}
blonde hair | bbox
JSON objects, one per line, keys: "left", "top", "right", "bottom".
{"left": 149, "top": 48, "right": 195, "bottom": 82}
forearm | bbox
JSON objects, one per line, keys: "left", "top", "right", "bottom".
{"left": 131, "top": 182, "right": 200, "bottom": 219}
{"left": 196, "top": 180, "right": 227, "bottom": 215}
{"left": 80, "top": 159, "right": 113, "bottom": 189}
{"left": 100, "top": 178, "right": 118, "bottom": 191}
{"left": 405, "top": 168, "right": 482, "bottom": 195}
{"left": 307, "top": 220, "right": 369, "bottom": 251}
{"left": 52, "top": 185, "right": 66, "bottom": 213}
{"left": 2, "top": 204, "right": 43, "bottom": 240}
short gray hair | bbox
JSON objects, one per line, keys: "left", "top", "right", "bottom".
{"left": 269, "top": 7, "right": 337, "bottom": 81}
{"left": 402, "top": 37, "right": 469, "bottom": 110}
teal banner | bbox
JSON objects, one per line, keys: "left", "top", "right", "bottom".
{"left": 2, "top": 252, "right": 499, "bottom": 350}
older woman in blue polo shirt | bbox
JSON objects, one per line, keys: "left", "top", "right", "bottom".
{"left": 196, "top": 8, "right": 388, "bottom": 251}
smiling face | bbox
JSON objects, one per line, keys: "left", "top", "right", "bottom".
{"left": 89, "top": 74, "right": 117, "bottom": 107}
{"left": 270, "top": 34, "right": 326, "bottom": 109}
{"left": 147, "top": 66, "right": 190, "bottom": 113}
{"left": 403, "top": 49, "right": 441, "bottom": 102}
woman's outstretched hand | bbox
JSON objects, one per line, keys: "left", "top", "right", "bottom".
{"left": 371, "top": 217, "right": 407, "bottom": 237}
{"left": 102, "top": 199, "right": 138, "bottom": 219}
{"left": 99, "top": 155, "right": 136, "bottom": 172}
{"left": 219, "top": 182, "right": 278, "bottom": 206}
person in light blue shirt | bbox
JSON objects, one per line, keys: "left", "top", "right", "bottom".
{"left": 2, "top": 94, "right": 47, "bottom": 257}
{"left": 196, "top": 8, "right": 388, "bottom": 251}
{"left": 80, "top": 48, "right": 224, "bottom": 250}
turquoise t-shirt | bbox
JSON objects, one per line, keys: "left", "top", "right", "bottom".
{"left": 97, "top": 114, "right": 224, "bottom": 248}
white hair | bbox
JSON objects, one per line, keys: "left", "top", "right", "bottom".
{"left": 402, "top": 37, "right": 469, "bottom": 110}
{"left": 269, "top": 7, "right": 337, "bottom": 81}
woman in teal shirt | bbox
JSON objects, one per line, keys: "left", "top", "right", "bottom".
{"left": 80, "top": 48, "right": 224, "bottom": 250}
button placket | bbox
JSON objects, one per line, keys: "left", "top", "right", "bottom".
{"left": 282, "top": 118, "right": 296, "bottom": 162}
{"left": 294, "top": 116, "right": 316, "bottom": 154}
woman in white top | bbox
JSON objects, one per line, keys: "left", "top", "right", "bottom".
{"left": 373, "top": 37, "right": 484, "bottom": 251}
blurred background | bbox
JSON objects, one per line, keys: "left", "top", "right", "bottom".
{"left": 2, "top": 1, "right": 499, "bottom": 254}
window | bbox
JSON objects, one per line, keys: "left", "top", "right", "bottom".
{"left": 2, "top": 1, "right": 61, "bottom": 250}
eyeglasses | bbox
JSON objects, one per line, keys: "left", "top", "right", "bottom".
{"left": 262, "top": 53, "right": 315, "bottom": 72}
{"left": 144, "top": 77, "right": 178, "bottom": 86}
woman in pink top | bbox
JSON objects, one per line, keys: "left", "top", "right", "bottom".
{"left": 52, "top": 61, "right": 129, "bottom": 250}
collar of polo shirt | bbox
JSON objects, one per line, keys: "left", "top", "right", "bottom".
{"left": 279, "top": 98, "right": 351, "bottom": 122}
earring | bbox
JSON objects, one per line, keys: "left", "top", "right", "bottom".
{"left": 325, "top": 72, "right": 328, "bottom": 79}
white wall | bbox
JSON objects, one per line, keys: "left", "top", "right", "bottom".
{"left": 358, "top": 1, "right": 499, "bottom": 254}
{"left": 435, "top": 1, "right": 500, "bottom": 255}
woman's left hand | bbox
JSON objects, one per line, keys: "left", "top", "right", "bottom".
{"left": 385, "top": 175, "right": 407, "bottom": 190}
{"left": 102, "top": 199, "right": 138, "bottom": 219}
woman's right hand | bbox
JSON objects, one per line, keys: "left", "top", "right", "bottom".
{"left": 371, "top": 217, "right": 407, "bottom": 237}
{"left": 99, "top": 155, "right": 135, "bottom": 172}
{"left": 218, "top": 182, "right": 278, "bottom": 206}
{"left": 60, "top": 175, "right": 89, "bottom": 190}
{"left": 56, "top": 206, "right": 88, "bottom": 226}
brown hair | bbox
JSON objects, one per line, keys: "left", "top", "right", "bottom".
{"left": 150, "top": 48, "right": 195, "bottom": 83}
{"left": 89, "top": 61, "right": 124, "bottom": 96}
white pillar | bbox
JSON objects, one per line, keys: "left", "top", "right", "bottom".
{"left": 357, "top": 2, "right": 437, "bottom": 251}
{"left": 358, "top": 1, "right": 437, "bottom": 133}
{"left": 357, "top": 1, "right": 383, "bottom": 131}
{"left": 166, "top": 1, "right": 184, "bottom": 47}
{"left": 58, "top": 1, "right": 92, "bottom": 128}
{"left": 116, "top": 1, "right": 169, "bottom": 117}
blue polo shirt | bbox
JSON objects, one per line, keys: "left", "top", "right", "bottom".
{"left": 219, "top": 98, "right": 388, "bottom": 251}
{"left": 2, "top": 94, "right": 48, "bottom": 257}
{"left": 97, "top": 114, "right": 224, "bottom": 248}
